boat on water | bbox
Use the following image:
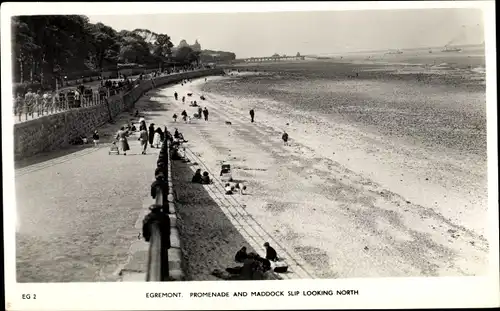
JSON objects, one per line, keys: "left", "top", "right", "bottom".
{"left": 387, "top": 49, "right": 403, "bottom": 55}
{"left": 442, "top": 45, "right": 462, "bottom": 52}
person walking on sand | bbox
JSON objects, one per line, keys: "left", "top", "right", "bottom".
{"left": 148, "top": 123, "right": 155, "bottom": 148}
{"left": 203, "top": 107, "right": 209, "bottom": 121}
{"left": 139, "top": 127, "right": 148, "bottom": 154}
{"left": 198, "top": 107, "right": 203, "bottom": 119}
{"left": 282, "top": 131, "right": 289, "bottom": 146}
{"left": 115, "top": 127, "right": 130, "bottom": 156}
{"left": 181, "top": 110, "right": 188, "bottom": 123}
{"left": 249, "top": 109, "right": 255, "bottom": 123}
{"left": 174, "top": 91, "right": 178, "bottom": 101}
{"left": 92, "top": 130, "right": 100, "bottom": 147}
{"left": 173, "top": 113, "right": 178, "bottom": 122}
{"left": 182, "top": 96, "right": 185, "bottom": 104}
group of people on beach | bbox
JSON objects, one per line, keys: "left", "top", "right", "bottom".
{"left": 172, "top": 89, "right": 210, "bottom": 123}
{"left": 213, "top": 242, "right": 287, "bottom": 280}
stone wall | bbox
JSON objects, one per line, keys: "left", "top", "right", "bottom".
{"left": 14, "top": 68, "right": 224, "bottom": 160}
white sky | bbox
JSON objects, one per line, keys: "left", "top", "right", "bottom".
{"left": 89, "top": 9, "right": 478, "bottom": 58}
{"left": 88, "top": 8, "right": 484, "bottom": 58}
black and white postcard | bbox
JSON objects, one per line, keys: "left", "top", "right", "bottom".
{"left": 2, "top": 1, "right": 498, "bottom": 310}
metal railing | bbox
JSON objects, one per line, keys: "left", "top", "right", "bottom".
{"left": 142, "top": 138, "right": 172, "bottom": 281}
{"left": 12, "top": 83, "right": 137, "bottom": 123}
{"left": 11, "top": 69, "right": 208, "bottom": 124}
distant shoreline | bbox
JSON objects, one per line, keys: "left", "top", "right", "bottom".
{"left": 226, "top": 57, "right": 485, "bottom": 92}
{"left": 319, "top": 43, "right": 485, "bottom": 56}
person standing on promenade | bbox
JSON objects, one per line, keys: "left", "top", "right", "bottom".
{"left": 92, "top": 130, "right": 100, "bottom": 147}
{"left": 24, "top": 89, "right": 34, "bottom": 118}
{"left": 203, "top": 107, "right": 209, "bottom": 121}
{"left": 34, "top": 90, "right": 42, "bottom": 116}
{"left": 153, "top": 127, "right": 163, "bottom": 148}
{"left": 148, "top": 123, "right": 155, "bottom": 148}
{"left": 115, "top": 127, "right": 130, "bottom": 156}
{"left": 139, "top": 120, "right": 147, "bottom": 137}
{"left": 249, "top": 109, "right": 255, "bottom": 123}
{"left": 139, "top": 127, "right": 149, "bottom": 154}
{"left": 14, "top": 93, "right": 23, "bottom": 119}
{"left": 282, "top": 131, "right": 289, "bottom": 146}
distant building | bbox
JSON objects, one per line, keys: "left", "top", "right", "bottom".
{"left": 191, "top": 40, "right": 201, "bottom": 52}
{"left": 172, "top": 39, "right": 202, "bottom": 53}
{"left": 178, "top": 40, "right": 189, "bottom": 49}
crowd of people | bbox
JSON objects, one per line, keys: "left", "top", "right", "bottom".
{"left": 111, "top": 110, "right": 167, "bottom": 156}
{"left": 13, "top": 79, "right": 135, "bottom": 119}
{"left": 212, "top": 242, "right": 287, "bottom": 280}
{"left": 13, "top": 65, "right": 216, "bottom": 120}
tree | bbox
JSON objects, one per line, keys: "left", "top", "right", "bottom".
{"left": 12, "top": 15, "right": 94, "bottom": 87}
{"left": 11, "top": 17, "right": 39, "bottom": 83}
{"left": 174, "top": 46, "right": 194, "bottom": 65}
{"left": 117, "top": 31, "right": 151, "bottom": 64}
{"left": 132, "top": 28, "right": 158, "bottom": 44}
{"left": 154, "top": 34, "right": 174, "bottom": 58}
{"left": 11, "top": 14, "right": 236, "bottom": 88}
{"left": 87, "top": 22, "right": 120, "bottom": 72}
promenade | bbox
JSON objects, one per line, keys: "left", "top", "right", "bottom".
{"left": 15, "top": 93, "right": 164, "bottom": 282}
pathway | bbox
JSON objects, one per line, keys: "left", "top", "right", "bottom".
{"left": 15, "top": 96, "right": 162, "bottom": 282}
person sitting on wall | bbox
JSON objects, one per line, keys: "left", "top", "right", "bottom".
{"left": 264, "top": 242, "right": 278, "bottom": 262}
{"left": 171, "top": 144, "right": 180, "bottom": 159}
{"left": 235, "top": 246, "right": 248, "bottom": 263}
{"left": 201, "top": 171, "right": 212, "bottom": 184}
{"left": 192, "top": 169, "right": 203, "bottom": 183}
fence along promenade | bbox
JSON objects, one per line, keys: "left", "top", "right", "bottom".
{"left": 12, "top": 73, "right": 156, "bottom": 123}
{"left": 11, "top": 69, "right": 206, "bottom": 123}
{"left": 142, "top": 138, "right": 173, "bottom": 281}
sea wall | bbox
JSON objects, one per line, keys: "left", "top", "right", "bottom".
{"left": 14, "top": 68, "right": 224, "bottom": 160}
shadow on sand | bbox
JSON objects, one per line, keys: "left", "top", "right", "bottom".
{"left": 15, "top": 110, "right": 140, "bottom": 170}
{"left": 171, "top": 157, "right": 282, "bottom": 281}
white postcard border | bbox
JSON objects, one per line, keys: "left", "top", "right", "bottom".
{"left": 2, "top": 1, "right": 498, "bottom": 310}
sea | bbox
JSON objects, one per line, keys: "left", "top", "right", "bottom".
{"left": 206, "top": 44, "right": 487, "bottom": 159}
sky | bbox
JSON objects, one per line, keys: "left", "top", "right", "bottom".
{"left": 88, "top": 8, "right": 484, "bottom": 59}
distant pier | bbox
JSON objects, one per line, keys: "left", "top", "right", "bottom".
{"left": 235, "top": 55, "right": 306, "bottom": 63}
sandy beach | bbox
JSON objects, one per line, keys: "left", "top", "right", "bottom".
{"left": 151, "top": 67, "right": 489, "bottom": 279}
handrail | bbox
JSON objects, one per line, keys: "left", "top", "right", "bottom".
{"left": 143, "top": 137, "right": 171, "bottom": 281}
{"left": 146, "top": 222, "right": 162, "bottom": 281}
{"left": 12, "top": 69, "right": 219, "bottom": 123}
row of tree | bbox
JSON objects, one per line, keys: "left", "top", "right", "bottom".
{"left": 11, "top": 15, "right": 206, "bottom": 87}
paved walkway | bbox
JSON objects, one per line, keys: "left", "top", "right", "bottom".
{"left": 15, "top": 95, "right": 162, "bottom": 282}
